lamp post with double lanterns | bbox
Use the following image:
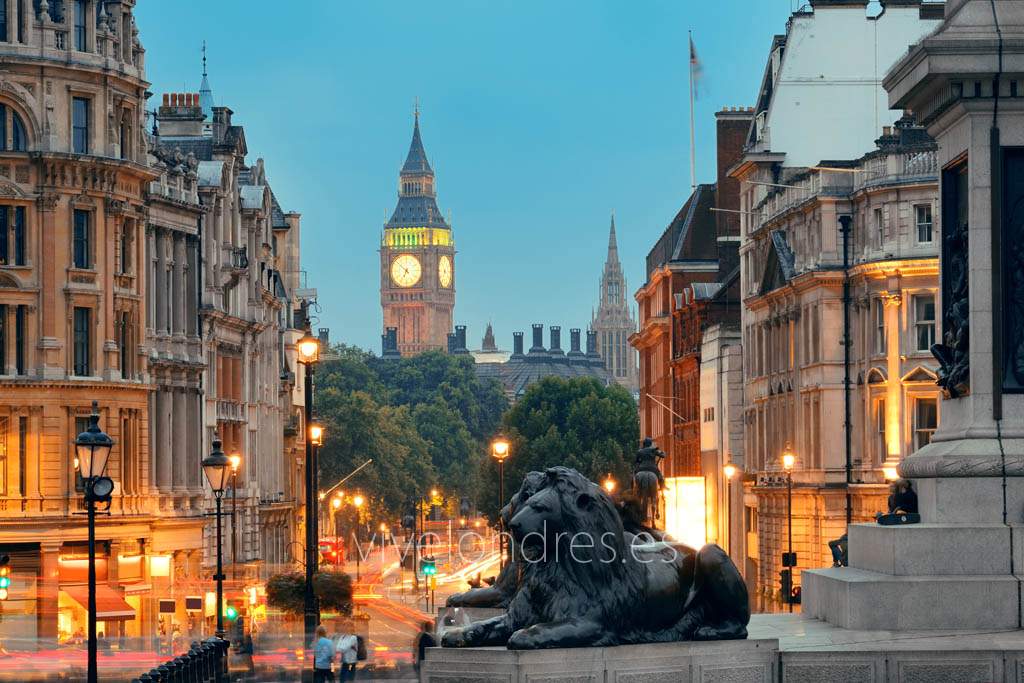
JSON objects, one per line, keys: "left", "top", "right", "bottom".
{"left": 781, "top": 443, "right": 796, "bottom": 612}
{"left": 75, "top": 401, "right": 114, "bottom": 683}
{"left": 229, "top": 454, "right": 241, "bottom": 581}
{"left": 490, "top": 436, "right": 511, "bottom": 569}
{"left": 202, "top": 436, "right": 231, "bottom": 639}
{"left": 296, "top": 323, "right": 321, "bottom": 669}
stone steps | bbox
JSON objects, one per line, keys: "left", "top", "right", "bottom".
{"left": 802, "top": 566, "right": 1022, "bottom": 631}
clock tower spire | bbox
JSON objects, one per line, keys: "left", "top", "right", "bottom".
{"left": 380, "top": 111, "right": 455, "bottom": 356}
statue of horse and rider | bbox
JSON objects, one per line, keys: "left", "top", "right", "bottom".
{"left": 632, "top": 437, "right": 666, "bottom": 525}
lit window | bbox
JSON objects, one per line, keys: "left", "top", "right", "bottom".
{"left": 915, "top": 204, "right": 933, "bottom": 243}
{"left": 914, "top": 294, "right": 936, "bottom": 352}
{"left": 875, "top": 399, "right": 886, "bottom": 464}
{"left": 914, "top": 398, "right": 938, "bottom": 451}
{"left": 874, "top": 299, "right": 886, "bottom": 354}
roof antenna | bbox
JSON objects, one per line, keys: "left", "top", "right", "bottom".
{"left": 414, "top": 96, "right": 420, "bottom": 123}
{"left": 202, "top": 40, "right": 207, "bottom": 78}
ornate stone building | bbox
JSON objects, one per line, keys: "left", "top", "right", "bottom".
{"left": 733, "top": 0, "right": 942, "bottom": 604}
{"left": 154, "top": 85, "right": 307, "bottom": 583}
{"left": 591, "top": 214, "right": 637, "bottom": 395}
{"left": 379, "top": 111, "right": 454, "bottom": 355}
{"left": 0, "top": 0, "right": 161, "bottom": 645}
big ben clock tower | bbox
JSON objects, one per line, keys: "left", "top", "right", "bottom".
{"left": 380, "top": 110, "right": 455, "bottom": 355}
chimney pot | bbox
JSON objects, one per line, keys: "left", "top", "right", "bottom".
{"left": 162, "top": 93, "right": 169, "bottom": 106}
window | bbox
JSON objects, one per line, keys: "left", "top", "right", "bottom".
{"left": 15, "top": 304, "right": 24, "bottom": 375}
{"left": 915, "top": 204, "right": 933, "bottom": 243}
{"left": 119, "top": 110, "right": 131, "bottom": 161}
{"left": 119, "top": 311, "right": 132, "bottom": 378}
{"left": 119, "top": 223, "right": 131, "bottom": 274}
{"left": 73, "top": 415, "right": 89, "bottom": 493}
{"left": 0, "top": 3, "right": 7, "bottom": 44}
{"left": 914, "top": 398, "right": 938, "bottom": 451}
{"left": 875, "top": 399, "right": 886, "bottom": 464}
{"left": 0, "top": 206, "right": 25, "bottom": 265}
{"left": 72, "top": 97, "right": 89, "bottom": 154}
{"left": 72, "top": 209, "right": 90, "bottom": 268}
{"left": 0, "top": 304, "right": 5, "bottom": 373}
{"left": 73, "top": 306, "right": 90, "bottom": 376}
{"left": 17, "top": 415, "right": 25, "bottom": 496}
{"left": 0, "top": 104, "right": 28, "bottom": 152}
{"left": 73, "top": 0, "right": 86, "bottom": 51}
{"left": 0, "top": 417, "right": 6, "bottom": 493}
{"left": 914, "top": 294, "right": 936, "bottom": 352}
{"left": 873, "top": 207, "right": 885, "bottom": 246}
{"left": 874, "top": 299, "right": 886, "bottom": 354}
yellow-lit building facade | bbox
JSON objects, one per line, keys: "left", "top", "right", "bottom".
{"left": 0, "top": 0, "right": 165, "bottom": 644}
{"left": 734, "top": 119, "right": 941, "bottom": 605}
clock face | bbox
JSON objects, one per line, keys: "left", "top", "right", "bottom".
{"left": 391, "top": 254, "right": 421, "bottom": 287}
{"left": 438, "top": 255, "right": 453, "bottom": 288}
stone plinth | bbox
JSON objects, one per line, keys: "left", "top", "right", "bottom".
{"left": 420, "top": 639, "right": 778, "bottom": 683}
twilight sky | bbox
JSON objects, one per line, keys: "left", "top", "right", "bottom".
{"left": 136, "top": 0, "right": 794, "bottom": 353}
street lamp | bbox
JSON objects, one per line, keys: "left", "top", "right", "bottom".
{"left": 602, "top": 474, "right": 616, "bottom": 494}
{"left": 296, "top": 322, "right": 321, "bottom": 667}
{"left": 490, "top": 435, "right": 511, "bottom": 569}
{"left": 723, "top": 464, "right": 738, "bottom": 560}
{"left": 309, "top": 422, "right": 324, "bottom": 447}
{"left": 352, "top": 494, "right": 365, "bottom": 581}
{"left": 229, "top": 454, "right": 241, "bottom": 581}
{"left": 781, "top": 442, "right": 796, "bottom": 613}
{"left": 75, "top": 401, "right": 114, "bottom": 683}
{"left": 202, "top": 436, "right": 231, "bottom": 639}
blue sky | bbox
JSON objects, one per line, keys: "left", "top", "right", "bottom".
{"left": 136, "top": 1, "right": 793, "bottom": 353}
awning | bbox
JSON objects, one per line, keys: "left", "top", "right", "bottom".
{"left": 61, "top": 585, "right": 136, "bottom": 620}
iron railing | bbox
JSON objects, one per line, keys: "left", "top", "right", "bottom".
{"left": 132, "top": 637, "right": 229, "bottom": 683}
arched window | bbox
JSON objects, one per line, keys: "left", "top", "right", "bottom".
{"left": 0, "top": 104, "right": 29, "bottom": 152}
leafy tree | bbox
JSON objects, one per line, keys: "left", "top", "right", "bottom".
{"left": 266, "top": 571, "right": 353, "bottom": 616}
{"left": 478, "top": 376, "right": 638, "bottom": 519}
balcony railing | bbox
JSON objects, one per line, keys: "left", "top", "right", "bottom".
{"left": 230, "top": 246, "right": 249, "bottom": 271}
{"left": 216, "top": 399, "right": 244, "bottom": 422}
{"left": 854, "top": 150, "right": 937, "bottom": 192}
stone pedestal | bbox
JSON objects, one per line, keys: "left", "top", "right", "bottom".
{"left": 421, "top": 639, "right": 779, "bottom": 683}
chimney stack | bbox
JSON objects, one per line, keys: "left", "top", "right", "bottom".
{"left": 512, "top": 332, "right": 525, "bottom": 359}
{"left": 529, "top": 324, "right": 546, "bottom": 355}
{"left": 568, "top": 328, "right": 586, "bottom": 363}
{"left": 586, "top": 330, "right": 603, "bottom": 367}
{"left": 452, "top": 325, "right": 469, "bottom": 354}
{"left": 549, "top": 326, "right": 563, "bottom": 356}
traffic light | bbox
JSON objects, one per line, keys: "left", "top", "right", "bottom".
{"left": 225, "top": 605, "right": 238, "bottom": 621}
{"left": 0, "top": 554, "right": 10, "bottom": 601}
{"left": 420, "top": 556, "right": 436, "bottom": 577}
{"left": 779, "top": 569, "right": 792, "bottom": 604}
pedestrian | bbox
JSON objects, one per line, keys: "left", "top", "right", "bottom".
{"left": 414, "top": 620, "right": 437, "bottom": 676}
{"left": 828, "top": 533, "right": 848, "bottom": 567}
{"left": 892, "top": 479, "right": 918, "bottom": 514}
{"left": 312, "top": 624, "right": 335, "bottom": 683}
{"left": 335, "top": 626, "right": 359, "bottom": 682}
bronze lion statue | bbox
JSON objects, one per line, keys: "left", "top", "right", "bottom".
{"left": 442, "top": 467, "right": 749, "bottom": 649}
{"left": 446, "top": 471, "right": 547, "bottom": 609}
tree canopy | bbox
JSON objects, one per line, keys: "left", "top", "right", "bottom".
{"left": 477, "top": 375, "right": 638, "bottom": 519}
{"left": 315, "top": 347, "right": 508, "bottom": 517}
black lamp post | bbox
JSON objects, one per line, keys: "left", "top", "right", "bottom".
{"left": 490, "top": 436, "right": 510, "bottom": 569}
{"left": 202, "top": 436, "right": 231, "bottom": 639}
{"left": 296, "top": 323, "right": 321, "bottom": 677}
{"left": 75, "top": 401, "right": 115, "bottom": 683}
{"left": 782, "top": 443, "right": 796, "bottom": 613}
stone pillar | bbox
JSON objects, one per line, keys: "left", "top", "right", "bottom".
{"left": 172, "top": 234, "right": 185, "bottom": 336}
{"left": 172, "top": 386, "right": 187, "bottom": 493}
{"left": 155, "top": 230, "right": 167, "bottom": 334}
{"left": 155, "top": 389, "right": 172, "bottom": 494}
{"left": 883, "top": 291, "right": 903, "bottom": 466}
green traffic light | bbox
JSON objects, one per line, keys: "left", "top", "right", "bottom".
{"left": 226, "top": 606, "right": 238, "bottom": 620}
{"left": 0, "top": 577, "right": 9, "bottom": 589}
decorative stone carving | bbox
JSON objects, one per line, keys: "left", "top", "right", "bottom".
{"left": 932, "top": 220, "right": 969, "bottom": 398}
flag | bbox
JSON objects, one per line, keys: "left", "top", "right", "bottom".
{"left": 689, "top": 34, "right": 703, "bottom": 100}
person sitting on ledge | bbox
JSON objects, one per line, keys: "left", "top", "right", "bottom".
{"left": 876, "top": 479, "right": 918, "bottom": 522}
{"left": 828, "top": 533, "right": 848, "bottom": 567}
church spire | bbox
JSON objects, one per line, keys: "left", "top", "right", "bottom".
{"left": 199, "top": 40, "right": 214, "bottom": 121}
{"left": 402, "top": 104, "right": 433, "bottom": 175}
{"left": 607, "top": 211, "right": 619, "bottom": 260}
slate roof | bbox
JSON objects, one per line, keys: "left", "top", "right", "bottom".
{"left": 401, "top": 115, "right": 433, "bottom": 175}
{"left": 472, "top": 353, "right": 612, "bottom": 400}
{"left": 645, "top": 184, "right": 719, "bottom": 279}
{"left": 270, "top": 192, "right": 289, "bottom": 229}
{"left": 387, "top": 195, "right": 449, "bottom": 229}
{"left": 160, "top": 136, "right": 213, "bottom": 162}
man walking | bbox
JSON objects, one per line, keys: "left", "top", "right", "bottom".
{"left": 313, "top": 625, "right": 335, "bottom": 682}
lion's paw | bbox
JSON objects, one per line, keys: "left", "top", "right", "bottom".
{"left": 507, "top": 628, "right": 538, "bottom": 650}
{"left": 441, "top": 628, "right": 469, "bottom": 648}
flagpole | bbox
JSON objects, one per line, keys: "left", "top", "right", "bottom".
{"left": 689, "top": 30, "right": 696, "bottom": 191}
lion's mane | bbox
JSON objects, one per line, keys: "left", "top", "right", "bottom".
{"left": 506, "top": 467, "right": 647, "bottom": 644}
